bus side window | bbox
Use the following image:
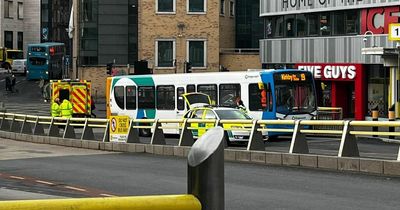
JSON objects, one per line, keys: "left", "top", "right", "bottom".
{"left": 138, "top": 86, "right": 155, "bottom": 109}
{"left": 114, "top": 86, "right": 125, "bottom": 110}
{"left": 177, "top": 87, "right": 185, "bottom": 110}
{"left": 248, "top": 84, "right": 263, "bottom": 111}
{"left": 157, "top": 85, "right": 175, "bottom": 110}
{"left": 186, "top": 85, "right": 195, "bottom": 109}
{"left": 198, "top": 84, "right": 217, "bottom": 105}
{"left": 219, "top": 84, "right": 240, "bottom": 107}
{"left": 126, "top": 86, "right": 136, "bottom": 110}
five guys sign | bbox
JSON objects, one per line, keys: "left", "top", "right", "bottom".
{"left": 295, "top": 63, "right": 361, "bottom": 81}
{"left": 361, "top": 6, "right": 400, "bottom": 34}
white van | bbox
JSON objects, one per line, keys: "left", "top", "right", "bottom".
{"left": 11, "top": 59, "right": 27, "bottom": 75}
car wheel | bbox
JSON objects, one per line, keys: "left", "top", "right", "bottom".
{"left": 224, "top": 131, "right": 232, "bottom": 147}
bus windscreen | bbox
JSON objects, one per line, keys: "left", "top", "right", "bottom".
{"left": 29, "top": 57, "right": 47, "bottom": 66}
{"left": 8, "top": 51, "right": 24, "bottom": 59}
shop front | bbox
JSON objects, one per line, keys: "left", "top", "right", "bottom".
{"left": 296, "top": 63, "right": 366, "bottom": 120}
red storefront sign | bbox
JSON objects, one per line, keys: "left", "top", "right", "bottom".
{"left": 295, "top": 63, "right": 366, "bottom": 120}
{"left": 295, "top": 63, "right": 362, "bottom": 81}
{"left": 361, "top": 6, "right": 400, "bottom": 34}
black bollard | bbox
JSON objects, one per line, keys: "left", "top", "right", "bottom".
{"left": 388, "top": 105, "right": 395, "bottom": 139}
{"left": 371, "top": 106, "right": 379, "bottom": 137}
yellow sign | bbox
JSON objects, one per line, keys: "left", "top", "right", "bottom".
{"left": 389, "top": 23, "right": 400, "bottom": 41}
{"left": 110, "top": 116, "right": 130, "bottom": 142}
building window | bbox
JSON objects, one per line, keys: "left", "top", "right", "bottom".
{"left": 333, "top": 12, "right": 345, "bottom": 35}
{"left": 284, "top": 15, "right": 295, "bottom": 37}
{"left": 156, "top": 40, "right": 175, "bottom": 68}
{"left": 188, "top": 0, "right": 206, "bottom": 13}
{"left": 307, "top": 14, "right": 319, "bottom": 36}
{"left": 188, "top": 40, "right": 206, "bottom": 68}
{"left": 17, "top": 2, "right": 23, "bottom": 19}
{"left": 345, "top": 10, "right": 359, "bottom": 34}
{"left": 229, "top": 1, "right": 234, "bottom": 17}
{"left": 17, "top": 32, "right": 23, "bottom": 50}
{"left": 220, "top": 0, "right": 225, "bottom": 15}
{"left": 320, "top": 13, "right": 331, "bottom": 36}
{"left": 157, "top": 0, "right": 175, "bottom": 13}
{"left": 296, "top": 14, "right": 307, "bottom": 37}
{"left": 4, "top": 0, "right": 13, "bottom": 18}
{"left": 4, "top": 31, "right": 13, "bottom": 49}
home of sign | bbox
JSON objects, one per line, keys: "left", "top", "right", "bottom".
{"left": 282, "top": 0, "right": 364, "bottom": 8}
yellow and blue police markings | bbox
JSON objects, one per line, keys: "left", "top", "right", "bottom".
{"left": 109, "top": 115, "right": 130, "bottom": 142}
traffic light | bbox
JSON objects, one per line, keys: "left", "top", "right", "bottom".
{"left": 106, "top": 63, "right": 113, "bottom": 75}
{"left": 185, "top": 61, "right": 192, "bottom": 73}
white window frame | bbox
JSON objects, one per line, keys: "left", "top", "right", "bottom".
{"left": 186, "top": 39, "right": 207, "bottom": 69}
{"left": 17, "top": 2, "right": 23, "bottom": 19}
{"left": 156, "top": 0, "right": 176, "bottom": 14}
{"left": 187, "top": 0, "right": 207, "bottom": 15}
{"left": 220, "top": 0, "right": 225, "bottom": 16}
{"left": 155, "top": 39, "right": 176, "bottom": 69}
{"left": 229, "top": 0, "right": 235, "bottom": 17}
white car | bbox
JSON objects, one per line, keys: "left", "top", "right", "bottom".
{"left": 11, "top": 59, "right": 27, "bottom": 75}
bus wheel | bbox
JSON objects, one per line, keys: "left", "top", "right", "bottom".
{"left": 139, "top": 128, "right": 151, "bottom": 137}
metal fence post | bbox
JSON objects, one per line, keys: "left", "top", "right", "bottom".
{"left": 21, "top": 116, "right": 32, "bottom": 134}
{"left": 63, "top": 119, "right": 76, "bottom": 139}
{"left": 178, "top": 119, "right": 194, "bottom": 146}
{"left": 102, "top": 121, "right": 110, "bottom": 142}
{"left": 188, "top": 127, "right": 224, "bottom": 210}
{"left": 338, "top": 120, "right": 359, "bottom": 157}
{"left": 289, "top": 120, "right": 309, "bottom": 154}
{"left": 150, "top": 119, "right": 166, "bottom": 145}
{"left": 48, "top": 118, "right": 60, "bottom": 137}
{"left": 81, "top": 119, "right": 95, "bottom": 140}
{"left": 247, "top": 120, "right": 265, "bottom": 151}
{"left": 33, "top": 117, "right": 45, "bottom": 136}
{"left": 126, "top": 119, "right": 141, "bottom": 143}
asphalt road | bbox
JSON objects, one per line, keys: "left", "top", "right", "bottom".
{"left": 0, "top": 138, "right": 399, "bottom": 209}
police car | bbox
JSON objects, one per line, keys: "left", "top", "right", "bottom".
{"left": 182, "top": 93, "right": 253, "bottom": 145}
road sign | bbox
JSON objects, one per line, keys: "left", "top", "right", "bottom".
{"left": 109, "top": 116, "right": 130, "bottom": 142}
{"left": 388, "top": 23, "right": 400, "bottom": 41}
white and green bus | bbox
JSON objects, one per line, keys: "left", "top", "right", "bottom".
{"left": 106, "top": 70, "right": 317, "bottom": 136}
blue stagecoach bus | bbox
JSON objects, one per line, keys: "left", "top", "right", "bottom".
{"left": 259, "top": 70, "right": 317, "bottom": 136}
{"left": 26, "top": 42, "right": 65, "bottom": 80}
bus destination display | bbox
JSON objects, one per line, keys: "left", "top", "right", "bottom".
{"left": 276, "top": 73, "right": 308, "bottom": 82}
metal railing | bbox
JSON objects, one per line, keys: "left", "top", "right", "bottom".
{"left": 1, "top": 111, "right": 400, "bottom": 160}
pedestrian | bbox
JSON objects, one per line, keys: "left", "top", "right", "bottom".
{"left": 60, "top": 99, "right": 73, "bottom": 118}
{"left": 10, "top": 74, "right": 16, "bottom": 92}
{"left": 90, "top": 96, "right": 97, "bottom": 118}
{"left": 235, "top": 96, "right": 247, "bottom": 113}
{"left": 51, "top": 98, "right": 61, "bottom": 117}
{"left": 5, "top": 75, "right": 11, "bottom": 91}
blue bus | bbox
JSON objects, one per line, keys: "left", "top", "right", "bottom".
{"left": 27, "top": 42, "right": 65, "bottom": 80}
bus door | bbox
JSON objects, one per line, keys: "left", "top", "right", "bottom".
{"left": 176, "top": 87, "right": 186, "bottom": 119}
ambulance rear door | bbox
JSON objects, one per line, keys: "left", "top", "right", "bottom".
{"left": 71, "top": 83, "right": 89, "bottom": 116}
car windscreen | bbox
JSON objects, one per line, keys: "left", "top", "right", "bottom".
{"left": 214, "top": 110, "right": 252, "bottom": 120}
{"left": 8, "top": 51, "right": 24, "bottom": 59}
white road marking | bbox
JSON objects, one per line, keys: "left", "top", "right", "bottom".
{"left": 100, "top": 193, "right": 115, "bottom": 197}
{"left": 9, "top": 176, "right": 25, "bottom": 180}
{"left": 64, "top": 186, "right": 87, "bottom": 192}
{"left": 35, "top": 180, "right": 55, "bottom": 185}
